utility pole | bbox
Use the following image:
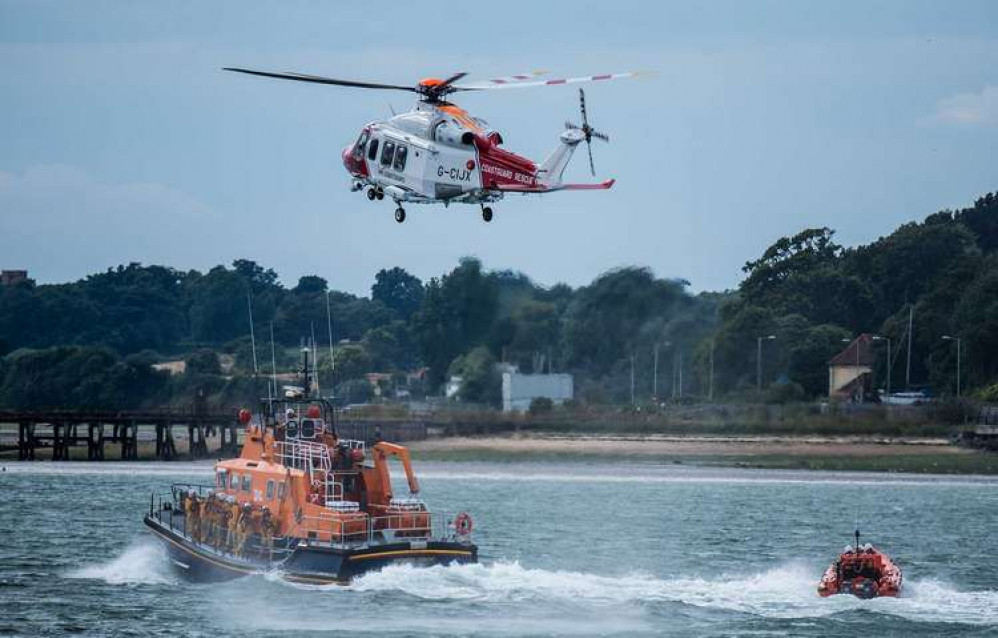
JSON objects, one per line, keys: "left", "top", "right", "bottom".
{"left": 677, "top": 352, "right": 683, "bottom": 399}
{"left": 872, "top": 335, "right": 891, "bottom": 401}
{"left": 905, "top": 306, "right": 913, "bottom": 389}
{"left": 757, "top": 335, "right": 776, "bottom": 398}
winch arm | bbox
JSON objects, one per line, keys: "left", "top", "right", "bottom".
{"left": 373, "top": 442, "right": 421, "bottom": 496}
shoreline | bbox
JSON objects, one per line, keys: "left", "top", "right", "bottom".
{"left": 407, "top": 433, "right": 998, "bottom": 475}
{"left": 3, "top": 432, "right": 995, "bottom": 475}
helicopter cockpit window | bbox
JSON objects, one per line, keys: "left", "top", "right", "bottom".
{"left": 367, "top": 138, "right": 379, "bottom": 161}
{"left": 352, "top": 130, "right": 369, "bottom": 159}
{"left": 380, "top": 140, "right": 395, "bottom": 167}
{"left": 393, "top": 145, "right": 407, "bottom": 171}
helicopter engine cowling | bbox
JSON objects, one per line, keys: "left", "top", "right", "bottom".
{"left": 433, "top": 120, "right": 473, "bottom": 147}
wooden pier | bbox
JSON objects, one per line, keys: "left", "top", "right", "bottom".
{"left": 1, "top": 409, "right": 429, "bottom": 461}
{"left": 2, "top": 408, "right": 240, "bottom": 461}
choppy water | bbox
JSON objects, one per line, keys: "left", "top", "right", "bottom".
{"left": 1, "top": 461, "right": 997, "bottom": 636}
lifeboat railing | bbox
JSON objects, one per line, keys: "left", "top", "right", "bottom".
{"left": 149, "top": 488, "right": 298, "bottom": 562}
{"left": 288, "top": 510, "right": 469, "bottom": 547}
{"left": 274, "top": 439, "right": 331, "bottom": 476}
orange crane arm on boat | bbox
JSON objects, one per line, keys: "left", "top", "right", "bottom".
{"left": 372, "top": 442, "right": 420, "bottom": 496}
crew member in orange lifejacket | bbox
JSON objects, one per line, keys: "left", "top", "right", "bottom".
{"left": 309, "top": 479, "right": 323, "bottom": 505}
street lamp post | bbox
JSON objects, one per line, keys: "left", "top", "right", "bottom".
{"left": 756, "top": 335, "right": 776, "bottom": 397}
{"left": 942, "top": 335, "right": 962, "bottom": 398}
{"left": 872, "top": 335, "right": 891, "bottom": 401}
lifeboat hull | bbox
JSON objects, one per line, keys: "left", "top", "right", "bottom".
{"left": 145, "top": 514, "right": 477, "bottom": 584}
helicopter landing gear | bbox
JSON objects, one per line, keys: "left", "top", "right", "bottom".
{"left": 394, "top": 206, "right": 406, "bottom": 223}
{"left": 481, "top": 206, "right": 493, "bottom": 223}
{"left": 376, "top": 190, "right": 384, "bottom": 200}
{"left": 367, "top": 188, "right": 377, "bottom": 201}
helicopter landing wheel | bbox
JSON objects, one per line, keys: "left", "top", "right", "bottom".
{"left": 394, "top": 207, "right": 406, "bottom": 223}
{"left": 482, "top": 206, "right": 493, "bottom": 223}
{"left": 367, "top": 188, "right": 377, "bottom": 201}
{"left": 376, "top": 190, "right": 384, "bottom": 201}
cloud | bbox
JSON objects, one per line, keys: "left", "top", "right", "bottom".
{"left": 0, "top": 164, "right": 218, "bottom": 281}
{"left": 931, "top": 85, "right": 998, "bottom": 127}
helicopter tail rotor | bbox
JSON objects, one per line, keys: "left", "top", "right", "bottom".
{"left": 565, "top": 88, "right": 610, "bottom": 176}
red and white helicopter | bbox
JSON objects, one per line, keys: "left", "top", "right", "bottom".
{"left": 224, "top": 67, "right": 639, "bottom": 223}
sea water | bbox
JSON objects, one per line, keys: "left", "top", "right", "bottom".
{"left": 1, "top": 461, "right": 996, "bottom": 636}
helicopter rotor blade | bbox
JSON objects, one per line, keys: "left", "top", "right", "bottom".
{"left": 478, "top": 70, "right": 549, "bottom": 85}
{"left": 591, "top": 130, "right": 610, "bottom": 143}
{"left": 587, "top": 140, "right": 596, "bottom": 176}
{"left": 223, "top": 68, "right": 417, "bottom": 92}
{"left": 579, "top": 88, "right": 589, "bottom": 129}
{"left": 436, "top": 72, "right": 469, "bottom": 91}
{"left": 454, "top": 70, "right": 643, "bottom": 91}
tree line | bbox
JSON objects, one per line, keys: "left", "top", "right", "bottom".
{"left": 1, "top": 190, "right": 996, "bottom": 409}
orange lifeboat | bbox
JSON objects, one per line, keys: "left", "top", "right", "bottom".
{"left": 818, "top": 534, "right": 902, "bottom": 599}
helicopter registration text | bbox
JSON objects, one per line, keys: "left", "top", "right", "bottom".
{"left": 437, "top": 166, "right": 472, "bottom": 182}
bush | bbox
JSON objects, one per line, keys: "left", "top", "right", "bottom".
{"left": 528, "top": 397, "right": 554, "bottom": 415}
{"left": 185, "top": 348, "right": 222, "bottom": 375}
{"left": 766, "top": 381, "right": 805, "bottom": 404}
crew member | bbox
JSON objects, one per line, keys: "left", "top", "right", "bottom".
{"left": 227, "top": 498, "right": 242, "bottom": 553}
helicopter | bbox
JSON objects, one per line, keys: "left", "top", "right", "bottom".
{"left": 224, "top": 67, "right": 640, "bottom": 223}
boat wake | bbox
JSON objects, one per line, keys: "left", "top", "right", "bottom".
{"left": 73, "top": 544, "right": 997, "bottom": 627}
{"left": 67, "top": 539, "right": 177, "bottom": 586}
{"left": 347, "top": 560, "right": 998, "bottom": 625}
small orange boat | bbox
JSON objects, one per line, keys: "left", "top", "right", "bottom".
{"left": 818, "top": 531, "right": 902, "bottom": 599}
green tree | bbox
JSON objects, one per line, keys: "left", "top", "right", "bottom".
{"left": 449, "top": 346, "right": 500, "bottom": 406}
{"left": 372, "top": 267, "right": 424, "bottom": 320}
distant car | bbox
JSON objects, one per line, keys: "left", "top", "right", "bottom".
{"left": 883, "top": 391, "right": 930, "bottom": 406}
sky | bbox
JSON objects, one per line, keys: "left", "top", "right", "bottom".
{"left": 1, "top": 0, "right": 997, "bottom": 296}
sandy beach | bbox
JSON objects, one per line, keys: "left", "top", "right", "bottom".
{"left": 408, "top": 433, "right": 996, "bottom": 474}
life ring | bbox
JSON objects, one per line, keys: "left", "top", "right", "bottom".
{"left": 454, "top": 512, "right": 473, "bottom": 536}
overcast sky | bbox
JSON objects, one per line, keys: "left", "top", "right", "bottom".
{"left": 1, "top": 1, "right": 997, "bottom": 296}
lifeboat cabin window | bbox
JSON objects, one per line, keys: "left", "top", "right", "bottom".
{"left": 216, "top": 469, "right": 228, "bottom": 489}
{"left": 380, "top": 140, "right": 395, "bottom": 167}
{"left": 367, "top": 138, "right": 379, "bottom": 161}
{"left": 266, "top": 480, "right": 275, "bottom": 500}
{"left": 277, "top": 483, "right": 285, "bottom": 500}
{"left": 229, "top": 473, "right": 238, "bottom": 490}
{"left": 241, "top": 475, "right": 251, "bottom": 492}
{"left": 301, "top": 419, "right": 315, "bottom": 439}
{"left": 393, "top": 145, "right": 408, "bottom": 171}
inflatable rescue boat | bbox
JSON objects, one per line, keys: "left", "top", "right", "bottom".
{"left": 817, "top": 532, "right": 902, "bottom": 599}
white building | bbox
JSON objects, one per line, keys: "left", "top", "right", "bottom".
{"left": 502, "top": 372, "right": 574, "bottom": 412}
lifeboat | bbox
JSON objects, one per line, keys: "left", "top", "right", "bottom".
{"left": 143, "top": 350, "right": 477, "bottom": 584}
{"left": 817, "top": 534, "right": 902, "bottom": 599}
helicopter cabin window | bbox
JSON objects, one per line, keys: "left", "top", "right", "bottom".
{"left": 367, "top": 138, "right": 379, "bottom": 161}
{"left": 352, "top": 130, "right": 369, "bottom": 159}
{"left": 393, "top": 145, "right": 408, "bottom": 171}
{"left": 241, "top": 475, "right": 251, "bottom": 492}
{"left": 380, "top": 140, "right": 395, "bottom": 167}
{"left": 266, "top": 480, "right": 275, "bottom": 500}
